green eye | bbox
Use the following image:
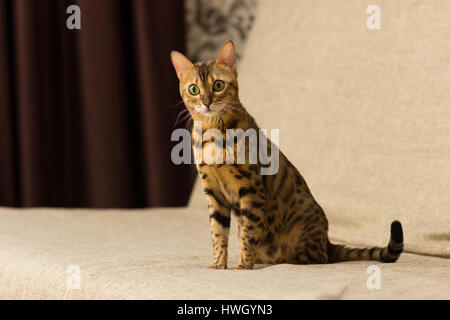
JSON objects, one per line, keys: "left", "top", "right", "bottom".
{"left": 213, "top": 80, "right": 225, "bottom": 92}
{"left": 188, "top": 84, "right": 200, "bottom": 95}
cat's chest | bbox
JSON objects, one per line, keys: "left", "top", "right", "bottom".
{"left": 192, "top": 129, "right": 235, "bottom": 166}
{"left": 197, "top": 165, "right": 241, "bottom": 204}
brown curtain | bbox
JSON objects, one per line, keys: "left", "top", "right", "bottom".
{"left": 0, "top": 0, "right": 194, "bottom": 208}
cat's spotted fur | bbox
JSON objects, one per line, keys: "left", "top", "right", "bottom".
{"left": 171, "top": 41, "right": 404, "bottom": 270}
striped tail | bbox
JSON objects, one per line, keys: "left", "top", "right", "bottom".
{"left": 327, "top": 220, "right": 404, "bottom": 263}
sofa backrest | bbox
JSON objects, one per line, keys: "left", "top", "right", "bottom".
{"left": 189, "top": 0, "right": 450, "bottom": 257}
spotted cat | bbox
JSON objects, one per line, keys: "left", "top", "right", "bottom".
{"left": 170, "top": 41, "right": 404, "bottom": 270}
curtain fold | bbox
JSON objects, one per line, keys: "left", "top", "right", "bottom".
{"left": 0, "top": 0, "right": 193, "bottom": 208}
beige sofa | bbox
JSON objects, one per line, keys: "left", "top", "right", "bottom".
{"left": 0, "top": 0, "right": 449, "bottom": 299}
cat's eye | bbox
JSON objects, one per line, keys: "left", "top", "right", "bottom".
{"left": 188, "top": 84, "right": 200, "bottom": 95}
{"left": 213, "top": 80, "right": 225, "bottom": 92}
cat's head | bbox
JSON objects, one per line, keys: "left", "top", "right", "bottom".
{"left": 170, "top": 41, "right": 241, "bottom": 126}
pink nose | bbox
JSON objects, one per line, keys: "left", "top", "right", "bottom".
{"left": 203, "top": 99, "right": 212, "bottom": 107}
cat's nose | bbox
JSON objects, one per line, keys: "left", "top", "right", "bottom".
{"left": 202, "top": 98, "right": 212, "bottom": 108}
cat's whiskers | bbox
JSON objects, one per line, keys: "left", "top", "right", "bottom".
{"left": 220, "top": 107, "right": 240, "bottom": 123}
{"left": 220, "top": 106, "right": 246, "bottom": 122}
{"left": 185, "top": 110, "right": 199, "bottom": 130}
{"left": 213, "top": 101, "right": 245, "bottom": 121}
{"left": 172, "top": 99, "right": 186, "bottom": 108}
{"left": 177, "top": 111, "right": 194, "bottom": 126}
{"left": 174, "top": 108, "right": 191, "bottom": 126}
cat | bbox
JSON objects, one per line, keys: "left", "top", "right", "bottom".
{"left": 170, "top": 41, "right": 404, "bottom": 270}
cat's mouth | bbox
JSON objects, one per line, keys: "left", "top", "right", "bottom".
{"left": 194, "top": 104, "right": 217, "bottom": 116}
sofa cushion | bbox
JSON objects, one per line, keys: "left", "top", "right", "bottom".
{"left": 0, "top": 207, "right": 449, "bottom": 299}
{"left": 190, "top": 0, "right": 450, "bottom": 257}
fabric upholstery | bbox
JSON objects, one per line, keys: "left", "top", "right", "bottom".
{"left": 0, "top": 207, "right": 448, "bottom": 299}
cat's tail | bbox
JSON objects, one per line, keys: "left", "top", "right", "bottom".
{"left": 327, "top": 220, "right": 404, "bottom": 263}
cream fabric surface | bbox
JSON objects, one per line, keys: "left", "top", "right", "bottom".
{"left": 0, "top": 207, "right": 449, "bottom": 299}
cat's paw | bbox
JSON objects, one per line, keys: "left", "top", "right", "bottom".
{"left": 233, "top": 264, "right": 254, "bottom": 270}
{"left": 208, "top": 264, "right": 227, "bottom": 270}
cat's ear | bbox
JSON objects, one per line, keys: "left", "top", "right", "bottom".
{"left": 170, "top": 51, "right": 193, "bottom": 80}
{"left": 216, "top": 40, "right": 236, "bottom": 71}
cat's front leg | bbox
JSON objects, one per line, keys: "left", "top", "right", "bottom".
{"left": 204, "top": 188, "right": 231, "bottom": 269}
{"left": 235, "top": 186, "right": 266, "bottom": 270}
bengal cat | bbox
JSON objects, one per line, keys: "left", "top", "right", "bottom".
{"left": 170, "top": 41, "right": 404, "bottom": 270}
